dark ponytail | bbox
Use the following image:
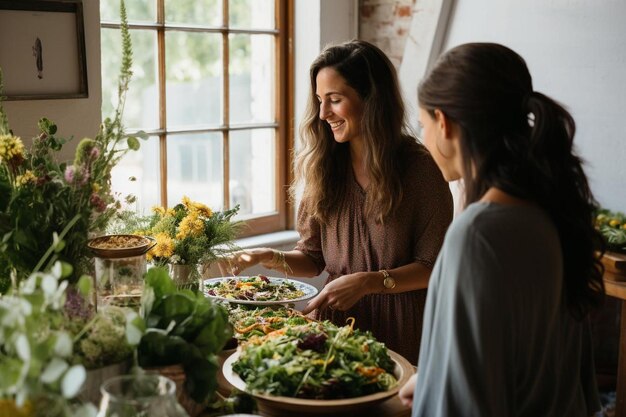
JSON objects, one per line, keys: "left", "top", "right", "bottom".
{"left": 419, "top": 43, "right": 604, "bottom": 319}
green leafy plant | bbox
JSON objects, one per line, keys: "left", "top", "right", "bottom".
{"left": 0, "top": 0, "right": 141, "bottom": 286}
{"left": 0, "top": 261, "right": 98, "bottom": 417}
{"left": 595, "top": 208, "right": 626, "bottom": 253}
{"left": 137, "top": 267, "right": 233, "bottom": 403}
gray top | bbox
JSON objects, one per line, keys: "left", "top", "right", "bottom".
{"left": 412, "top": 202, "right": 600, "bottom": 417}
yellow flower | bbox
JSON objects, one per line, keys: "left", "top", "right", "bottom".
{"left": 92, "top": 183, "right": 102, "bottom": 193}
{"left": 152, "top": 206, "right": 166, "bottom": 215}
{"left": 623, "top": 224, "right": 626, "bottom": 231}
{"left": 149, "top": 232, "right": 175, "bottom": 259}
{"left": 15, "top": 170, "right": 36, "bottom": 186}
{"left": 610, "top": 219, "right": 621, "bottom": 227}
{"left": 0, "top": 134, "right": 25, "bottom": 163}
{"left": 0, "top": 399, "right": 33, "bottom": 417}
{"left": 180, "top": 196, "right": 212, "bottom": 217}
{"left": 190, "top": 201, "right": 213, "bottom": 218}
{"left": 176, "top": 211, "right": 204, "bottom": 239}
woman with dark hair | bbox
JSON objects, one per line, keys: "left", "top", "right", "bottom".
{"left": 219, "top": 40, "right": 453, "bottom": 363}
{"left": 398, "top": 42, "right": 604, "bottom": 416}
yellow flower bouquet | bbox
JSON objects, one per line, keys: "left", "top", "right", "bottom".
{"left": 116, "top": 196, "right": 243, "bottom": 270}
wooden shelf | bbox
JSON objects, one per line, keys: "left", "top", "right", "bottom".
{"left": 603, "top": 251, "right": 626, "bottom": 276}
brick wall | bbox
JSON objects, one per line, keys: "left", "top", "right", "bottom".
{"left": 359, "top": 0, "right": 416, "bottom": 69}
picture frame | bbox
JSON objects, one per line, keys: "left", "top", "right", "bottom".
{"left": 0, "top": 0, "right": 88, "bottom": 100}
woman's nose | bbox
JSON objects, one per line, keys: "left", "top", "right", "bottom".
{"left": 319, "top": 101, "right": 330, "bottom": 120}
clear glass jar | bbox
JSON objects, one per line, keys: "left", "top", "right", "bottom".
{"left": 97, "top": 374, "right": 189, "bottom": 417}
{"left": 95, "top": 255, "right": 146, "bottom": 308}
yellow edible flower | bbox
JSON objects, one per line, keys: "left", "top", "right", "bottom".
{"left": 152, "top": 205, "right": 166, "bottom": 215}
{"left": 0, "top": 134, "right": 25, "bottom": 163}
{"left": 15, "top": 170, "right": 36, "bottom": 186}
{"left": 149, "top": 232, "right": 175, "bottom": 259}
{"left": 190, "top": 201, "right": 213, "bottom": 218}
{"left": 177, "top": 211, "right": 204, "bottom": 239}
{"left": 610, "top": 219, "right": 621, "bottom": 227}
{"left": 181, "top": 195, "right": 192, "bottom": 209}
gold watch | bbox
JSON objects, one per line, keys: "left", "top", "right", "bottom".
{"left": 380, "top": 269, "right": 396, "bottom": 290}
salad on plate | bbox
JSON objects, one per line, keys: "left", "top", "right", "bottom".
{"left": 204, "top": 275, "right": 316, "bottom": 304}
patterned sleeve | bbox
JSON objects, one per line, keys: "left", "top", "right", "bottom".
{"left": 412, "top": 154, "right": 454, "bottom": 267}
{"left": 294, "top": 198, "right": 326, "bottom": 274}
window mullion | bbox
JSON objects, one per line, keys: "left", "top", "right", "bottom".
{"left": 157, "top": 0, "right": 168, "bottom": 207}
{"left": 222, "top": 0, "right": 230, "bottom": 210}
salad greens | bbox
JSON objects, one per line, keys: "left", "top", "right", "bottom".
{"left": 228, "top": 305, "right": 311, "bottom": 341}
{"left": 205, "top": 275, "right": 305, "bottom": 302}
{"left": 232, "top": 319, "right": 397, "bottom": 399}
{"left": 137, "top": 267, "right": 233, "bottom": 403}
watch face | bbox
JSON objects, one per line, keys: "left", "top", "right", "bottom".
{"left": 383, "top": 277, "right": 396, "bottom": 289}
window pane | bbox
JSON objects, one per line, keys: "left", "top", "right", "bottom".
{"left": 167, "top": 133, "right": 223, "bottom": 209}
{"left": 229, "top": 129, "right": 275, "bottom": 216}
{"left": 229, "top": 0, "right": 274, "bottom": 29}
{"left": 101, "top": 28, "right": 159, "bottom": 130}
{"left": 166, "top": 32, "right": 222, "bottom": 128}
{"left": 229, "top": 34, "right": 274, "bottom": 124}
{"left": 100, "top": 0, "right": 156, "bottom": 23}
{"left": 111, "top": 136, "right": 160, "bottom": 215}
{"left": 165, "top": 0, "right": 222, "bottom": 26}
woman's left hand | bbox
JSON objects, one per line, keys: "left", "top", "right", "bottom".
{"left": 399, "top": 374, "right": 417, "bottom": 408}
{"left": 301, "top": 272, "right": 373, "bottom": 314}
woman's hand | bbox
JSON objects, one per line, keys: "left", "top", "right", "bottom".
{"left": 399, "top": 373, "right": 417, "bottom": 408}
{"left": 217, "top": 248, "right": 273, "bottom": 276}
{"left": 301, "top": 271, "right": 376, "bottom": 314}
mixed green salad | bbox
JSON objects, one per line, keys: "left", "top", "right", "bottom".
{"left": 232, "top": 319, "right": 398, "bottom": 399}
{"left": 229, "top": 305, "right": 312, "bottom": 341}
{"left": 205, "top": 275, "right": 305, "bottom": 301}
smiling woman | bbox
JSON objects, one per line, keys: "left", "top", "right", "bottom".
{"left": 219, "top": 40, "right": 453, "bottom": 365}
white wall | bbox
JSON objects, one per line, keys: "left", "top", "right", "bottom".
{"left": 294, "top": 0, "right": 358, "bottom": 144}
{"left": 2, "top": 1, "right": 102, "bottom": 163}
{"left": 441, "top": 0, "right": 626, "bottom": 211}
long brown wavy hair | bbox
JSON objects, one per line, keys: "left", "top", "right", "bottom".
{"left": 418, "top": 43, "right": 605, "bottom": 319}
{"left": 292, "top": 40, "right": 423, "bottom": 223}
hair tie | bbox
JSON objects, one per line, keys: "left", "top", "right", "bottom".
{"left": 523, "top": 90, "right": 536, "bottom": 127}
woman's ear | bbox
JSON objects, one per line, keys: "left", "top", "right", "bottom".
{"left": 433, "top": 109, "right": 453, "bottom": 140}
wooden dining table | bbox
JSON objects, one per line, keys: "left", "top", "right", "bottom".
{"left": 602, "top": 251, "right": 626, "bottom": 417}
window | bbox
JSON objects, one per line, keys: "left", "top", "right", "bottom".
{"left": 101, "top": 0, "right": 292, "bottom": 236}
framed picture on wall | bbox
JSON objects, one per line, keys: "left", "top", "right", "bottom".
{"left": 0, "top": 0, "right": 88, "bottom": 100}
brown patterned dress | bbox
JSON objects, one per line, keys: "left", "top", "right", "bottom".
{"left": 295, "top": 148, "right": 453, "bottom": 364}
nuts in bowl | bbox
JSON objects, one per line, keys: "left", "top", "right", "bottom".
{"left": 88, "top": 234, "right": 155, "bottom": 259}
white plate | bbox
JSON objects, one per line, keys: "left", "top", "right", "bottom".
{"left": 203, "top": 276, "right": 318, "bottom": 305}
{"left": 222, "top": 349, "right": 414, "bottom": 415}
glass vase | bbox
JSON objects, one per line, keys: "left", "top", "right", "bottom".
{"left": 97, "top": 374, "right": 189, "bottom": 417}
{"left": 168, "top": 264, "right": 201, "bottom": 291}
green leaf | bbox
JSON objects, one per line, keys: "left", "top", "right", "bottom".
{"left": 54, "top": 332, "right": 73, "bottom": 358}
{"left": 40, "top": 357, "right": 69, "bottom": 384}
{"left": 76, "top": 275, "right": 93, "bottom": 298}
{"left": 126, "top": 136, "right": 140, "bottom": 150}
{"left": 61, "top": 365, "right": 86, "bottom": 398}
{"left": 60, "top": 262, "right": 73, "bottom": 278}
